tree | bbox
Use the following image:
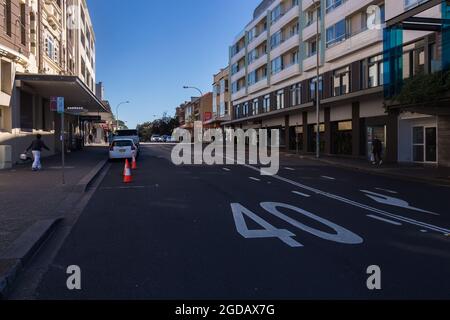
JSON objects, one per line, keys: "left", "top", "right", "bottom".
{"left": 137, "top": 114, "right": 180, "bottom": 142}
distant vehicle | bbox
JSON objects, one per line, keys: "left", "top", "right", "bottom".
{"left": 109, "top": 139, "right": 138, "bottom": 160}
{"left": 113, "top": 130, "right": 140, "bottom": 148}
{"left": 161, "top": 135, "right": 170, "bottom": 142}
{"left": 151, "top": 135, "right": 161, "bottom": 142}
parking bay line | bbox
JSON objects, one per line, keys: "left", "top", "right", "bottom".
{"left": 240, "top": 163, "right": 450, "bottom": 235}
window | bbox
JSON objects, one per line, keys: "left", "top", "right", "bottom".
{"left": 271, "top": 4, "right": 282, "bottom": 24}
{"left": 231, "top": 63, "right": 239, "bottom": 75}
{"left": 310, "top": 76, "right": 323, "bottom": 100}
{"left": 243, "top": 102, "right": 249, "bottom": 117}
{"left": 248, "top": 49, "right": 258, "bottom": 65}
{"left": 276, "top": 90, "right": 285, "bottom": 110}
{"left": 368, "top": 55, "right": 384, "bottom": 88}
{"left": 271, "top": 56, "right": 283, "bottom": 75}
{"left": 326, "top": 20, "right": 346, "bottom": 47}
{"left": 307, "top": 39, "right": 317, "bottom": 57}
{"left": 326, "top": 0, "right": 344, "bottom": 13}
{"left": 291, "top": 84, "right": 301, "bottom": 106}
{"left": 247, "top": 71, "right": 257, "bottom": 86}
{"left": 20, "top": 4, "right": 26, "bottom": 45}
{"left": 263, "top": 95, "right": 271, "bottom": 113}
{"left": 405, "top": 0, "right": 428, "bottom": 10}
{"left": 253, "top": 99, "right": 259, "bottom": 115}
{"left": 333, "top": 66, "right": 350, "bottom": 96}
{"left": 270, "top": 31, "right": 282, "bottom": 49}
{"left": 4, "top": 0, "right": 11, "bottom": 36}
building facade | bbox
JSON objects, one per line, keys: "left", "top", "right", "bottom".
{"left": 0, "top": 0, "right": 108, "bottom": 168}
{"left": 207, "top": 67, "right": 231, "bottom": 129}
{"left": 224, "top": 0, "right": 450, "bottom": 167}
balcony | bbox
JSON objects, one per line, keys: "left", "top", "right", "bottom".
{"left": 303, "top": 19, "right": 318, "bottom": 41}
{"left": 247, "top": 54, "right": 267, "bottom": 73}
{"left": 248, "top": 78, "right": 269, "bottom": 94}
{"left": 271, "top": 33, "right": 299, "bottom": 59}
{"left": 230, "top": 68, "right": 246, "bottom": 83}
{"left": 302, "top": 0, "right": 315, "bottom": 11}
{"left": 325, "top": 0, "right": 373, "bottom": 27}
{"left": 247, "top": 31, "right": 268, "bottom": 52}
{"left": 232, "top": 88, "right": 247, "bottom": 101}
{"left": 230, "top": 48, "right": 245, "bottom": 65}
{"left": 303, "top": 54, "right": 318, "bottom": 72}
{"left": 325, "top": 28, "right": 383, "bottom": 63}
{"left": 271, "top": 63, "right": 299, "bottom": 85}
{"left": 270, "top": 4, "right": 299, "bottom": 35}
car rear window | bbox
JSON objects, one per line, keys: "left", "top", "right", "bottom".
{"left": 113, "top": 141, "right": 133, "bottom": 147}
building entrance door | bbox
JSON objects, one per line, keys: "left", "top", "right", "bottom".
{"left": 413, "top": 126, "right": 437, "bottom": 163}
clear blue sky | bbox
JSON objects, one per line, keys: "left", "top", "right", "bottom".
{"left": 87, "top": 0, "right": 261, "bottom": 129}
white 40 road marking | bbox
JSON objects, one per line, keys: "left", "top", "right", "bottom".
{"left": 231, "top": 202, "right": 363, "bottom": 248}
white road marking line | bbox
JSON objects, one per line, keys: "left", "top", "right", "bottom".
{"left": 237, "top": 162, "right": 450, "bottom": 235}
{"left": 285, "top": 167, "right": 295, "bottom": 171}
{"left": 361, "top": 190, "right": 439, "bottom": 216}
{"left": 223, "top": 168, "right": 231, "bottom": 172}
{"left": 420, "top": 230, "right": 428, "bottom": 233}
{"left": 375, "top": 187, "right": 398, "bottom": 194}
{"left": 321, "top": 176, "right": 336, "bottom": 180}
{"left": 292, "top": 191, "right": 311, "bottom": 198}
{"left": 249, "top": 177, "right": 261, "bottom": 182}
{"left": 367, "top": 215, "right": 402, "bottom": 226}
{"left": 101, "top": 186, "right": 147, "bottom": 190}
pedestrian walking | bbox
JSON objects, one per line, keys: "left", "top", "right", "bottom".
{"left": 26, "top": 134, "right": 50, "bottom": 171}
{"left": 372, "top": 136, "right": 383, "bottom": 165}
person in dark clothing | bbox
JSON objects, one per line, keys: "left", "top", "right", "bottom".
{"left": 26, "top": 134, "right": 50, "bottom": 171}
{"left": 372, "top": 137, "right": 383, "bottom": 165}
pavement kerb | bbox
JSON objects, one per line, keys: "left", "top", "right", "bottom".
{"left": 0, "top": 158, "right": 109, "bottom": 299}
{"left": 291, "top": 153, "right": 450, "bottom": 187}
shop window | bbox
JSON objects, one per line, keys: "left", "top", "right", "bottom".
{"left": 332, "top": 121, "right": 353, "bottom": 155}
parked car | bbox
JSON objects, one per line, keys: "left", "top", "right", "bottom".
{"left": 113, "top": 130, "right": 140, "bottom": 149}
{"left": 109, "top": 139, "right": 138, "bottom": 160}
{"left": 161, "top": 135, "right": 170, "bottom": 142}
{"left": 151, "top": 135, "right": 161, "bottom": 142}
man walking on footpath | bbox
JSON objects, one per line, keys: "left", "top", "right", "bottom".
{"left": 26, "top": 134, "right": 50, "bottom": 171}
{"left": 372, "top": 136, "right": 383, "bottom": 166}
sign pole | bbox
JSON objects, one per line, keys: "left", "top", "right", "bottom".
{"left": 61, "top": 110, "right": 65, "bottom": 185}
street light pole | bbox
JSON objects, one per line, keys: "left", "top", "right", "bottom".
{"left": 315, "top": 0, "right": 321, "bottom": 159}
{"left": 183, "top": 85, "right": 204, "bottom": 122}
{"left": 116, "top": 101, "right": 130, "bottom": 130}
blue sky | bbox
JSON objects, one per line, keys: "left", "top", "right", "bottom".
{"left": 87, "top": 0, "right": 261, "bottom": 128}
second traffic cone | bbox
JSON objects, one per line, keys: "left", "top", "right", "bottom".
{"left": 131, "top": 155, "right": 137, "bottom": 170}
{"left": 123, "top": 159, "right": 132, "bottom": 183}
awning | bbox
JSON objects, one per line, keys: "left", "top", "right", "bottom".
{"left": 15, "top": 73, "right": 108, "bottom": 113}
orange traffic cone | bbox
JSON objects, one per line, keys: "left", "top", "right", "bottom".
{"left": 123, "top": 159, "right": 132, "bottom": 183}
{"left": 132, "top": 155, "right": 137, "bottom": 170}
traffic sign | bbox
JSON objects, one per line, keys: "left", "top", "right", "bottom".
{"left": 57, "top": 97, "right": 65, "bottom": 114}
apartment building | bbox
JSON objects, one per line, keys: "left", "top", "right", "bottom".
{"left": 206, "top": 67, "right": 231, "bottom": 129}
{"left": 176, "top": 93, "right": 214, "bottom": 135}
{"left": 0, "top": 0, "right": 107, "bottom": 168}
{"left": 225, "top": 0, "right": 450, "bottom": 167}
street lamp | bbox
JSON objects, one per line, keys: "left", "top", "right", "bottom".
{"left": 116, "top": 101, "right": 130, "bottom": 130}
{"left": 183, "top": 86, "right": 204, "bottom": 124}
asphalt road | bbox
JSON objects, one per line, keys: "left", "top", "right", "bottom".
{"left": 31, "top": 144, "right": 450, "bottom": 299}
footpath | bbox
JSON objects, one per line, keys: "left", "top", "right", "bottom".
{"left": 0, "top": 146, "right": 109, "bottom": 298}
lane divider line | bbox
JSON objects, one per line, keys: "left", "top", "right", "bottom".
{"left": 375, "top": 188, "right": 398, "bottom": 194}
{"left": 285, "top": 167, "right": 295, "bottom": 171}
{"left": 292, "top": 191, "right": 311, "bottom": 198}
{"left": 367, "top": 215, "right": 402, "bottom": 226}
{"left": 223, "top": 168, "right": 231, "bottom": 172}
{"left": 321, "top": 176, "right": 336, "bottom": 180}
{"left": 249, "top": 177, "right": 261, "bottom": 182}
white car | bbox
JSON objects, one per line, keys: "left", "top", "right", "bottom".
{"left": 109, "top": 139, "right": 138, "bottom": 160}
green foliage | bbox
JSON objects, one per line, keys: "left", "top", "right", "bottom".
{"left": 137, "top": 113, "right": 180, "bottom": 142}
{"left": 394, "top": 71, "right": 450, "bottom": 105}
